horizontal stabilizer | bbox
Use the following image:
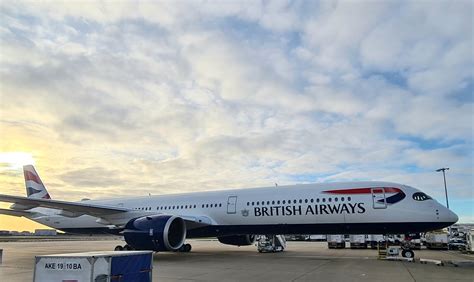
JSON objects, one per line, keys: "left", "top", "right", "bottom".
{"left": 0, "top": 208, "right": 31, "bottom": 217}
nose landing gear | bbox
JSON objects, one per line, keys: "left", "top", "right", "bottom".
{"left": 401, "top": 240, "right": 415, "bottom": 258}
{"left": 401, "top": 249, "right": 415, "bottom": 258}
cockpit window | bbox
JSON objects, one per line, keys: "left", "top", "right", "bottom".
{"left": 412, "top": 192, "right": 432, "bottom": 201}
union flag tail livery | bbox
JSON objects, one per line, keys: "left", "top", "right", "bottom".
{"left": 23, "top": 165, "right": 51, "bottom": 199}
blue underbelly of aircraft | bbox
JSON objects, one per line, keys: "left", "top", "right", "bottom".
{"left": 59, "top": 221, "right": 451, "bottom": 237}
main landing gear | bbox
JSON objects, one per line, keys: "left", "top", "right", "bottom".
{"left": 113, "top": 243, "right": 192, "bottom": 252}
{"left": 114, "top": 244, "right": 133, "bottom": 251}
{"left": 177, "top": 243, "right": 192, "bottom": 253}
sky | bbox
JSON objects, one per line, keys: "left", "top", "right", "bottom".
{"left": 0, "top": 0, "right": 472, "bottom": 231}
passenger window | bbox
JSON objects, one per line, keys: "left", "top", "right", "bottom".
{"left": 348, "top": 197, "right": 351, "bottom": 201}
{"left": 293, "top": 200, "right": 297, "bottom": 204}
{"left": 335, "top": 198, "right": 338, "bottom": 202}
{"left": 328, "top": 198, "right": 332, "bottom": 202}
{"left": 247, "top": 202, "right": 250, "bottom": 206}
{"left": 219, "top": 203, "right": 222, "bottom": 207}
{"left": 316, "top": 198, "right": 320, "bottom": 203}
{"left": 322, "top": 198, "right": 326, "bottom": 203}
{"left": 305, "top": 199, "right": 308, "bottom": 203}
{"left": 283, "top": 200, "right": 286, "bottom": 204}
{"left": 272, "top": 201, "right": 275, "bottom": 205}
{"left": 341, "top": 197, "right": 344, "bottom": 201}
{"left": 310, "top": 199, "right": 314, "bottom": 203}
{"left": 299, "top": 199, "right": 302, "bottom": 204}
{"left": 252, "top": 202, "right": 255, "bottom": 206}
{"left": 277, "top": 200, "right": 280, "bottom": 204}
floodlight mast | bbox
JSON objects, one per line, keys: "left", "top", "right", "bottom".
{"left": 435, "top": 167, "right": 450, "bottom": 209}
{"left": 436, "top": 167, "right": 451, "bottom": 238}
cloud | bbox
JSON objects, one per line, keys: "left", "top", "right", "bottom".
{"left": 0, "top": 1, "right": 472, "bottom": 223}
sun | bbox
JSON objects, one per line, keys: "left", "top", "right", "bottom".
{"left": 0, "top": 152, "right": 35, "bottom": 170}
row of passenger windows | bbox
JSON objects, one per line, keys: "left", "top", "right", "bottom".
{"left": 132, "top": 196, "right": 353, "bottom": 211}
{"left": 133, "top": 203, "right": 223, "bottom": 211}
{"left": 246, "top": 197, "right": 351, "bottom": 206}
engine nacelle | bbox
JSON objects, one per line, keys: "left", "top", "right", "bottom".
{"left": 123, "top": 215, "right": 186, "bottom": 252}
{"left": 217, "top": 235, "right": 256, "bottom": 246}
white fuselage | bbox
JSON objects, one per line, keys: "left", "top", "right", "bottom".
{"left": 26, "top": 181, "right": 457, "bottom": 236}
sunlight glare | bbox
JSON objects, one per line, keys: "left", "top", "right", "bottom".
{"left": 0, "top": 152, "right": 35, "bottom": 170}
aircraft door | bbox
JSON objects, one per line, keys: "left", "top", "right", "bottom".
{"left": 227, "top": 196, "right": 237, "bottom": 214}
{"left": 371, "top": 188, "right": 387, "bottom": 209}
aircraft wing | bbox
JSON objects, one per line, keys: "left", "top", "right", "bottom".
{"left": 0, "top": 194, "right": 129, "bottom": 217}
{"left": 0, "top": 194, "right": 214, "bottom": 229}
{"left": 0, "top": 207, "right": 32, "bottom": 217}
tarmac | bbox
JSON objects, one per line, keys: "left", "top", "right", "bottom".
{"left": 0, "top": 238, "right": 473, "bottom": 281}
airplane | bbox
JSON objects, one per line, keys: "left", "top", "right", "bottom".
{"left": 0, "top": 165, "right": 458, "bottom": 257}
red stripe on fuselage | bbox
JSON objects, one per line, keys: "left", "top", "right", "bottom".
{"left": 323, "top": 187, "right": 402, "bottom": 194}
{"left": 24, "top": 170, "right": 42, "bottom": 184}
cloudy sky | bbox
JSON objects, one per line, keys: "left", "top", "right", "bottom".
{"left": 0, "top": 1, "right": 472, "bottom": 231}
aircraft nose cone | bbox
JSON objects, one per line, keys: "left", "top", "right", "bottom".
{"left": 447, "top": 209, "right": 459, "bottom": 224}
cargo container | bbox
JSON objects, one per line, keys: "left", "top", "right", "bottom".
{"left": 327, "top": 235, "right": 345, "bottom": 249}
{"left": 309, "top": 235, "right": 326, "bottom": 241}
{"left": 34, "top": 229, "right": 57, "bottom": 236}
{"left": 350, "top": 235, "right": 367, "bottom": 249}
{"left": 367, "top": 235, "right": 385, "bottom": 249}
{"left": 33, "top": 251, "right": 153, "bottom": 282}
{"left": 425, "top": 232, "right": 449, "bottom": 249}
{"left": 466, "top": 229, "right": 474, "bottom": 253}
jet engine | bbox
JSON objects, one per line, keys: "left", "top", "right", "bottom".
{"left": 123, "top": 215, "right": 186, "bottom": 251}
{"left": 217, "top": 234, "right": 256, "bottom": 246}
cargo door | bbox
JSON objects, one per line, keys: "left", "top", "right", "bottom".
{"left": 227, "top": 196, "right": 237, "bottom": 214}
{"left": 371, "top": 188, "right": 386, "bottom": 209}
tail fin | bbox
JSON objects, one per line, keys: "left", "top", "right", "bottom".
{"left": 23, "top": 165, "right": 51, "bottom": 199}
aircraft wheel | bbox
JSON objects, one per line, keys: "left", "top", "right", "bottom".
{"left": 114, "top": 245, "right": 124, "bottom": 251}
{"left": 184, "top": 244, "right": 192, "bottom": 252}
{"left": 123, "top": 245, "right": 133, "bottom": 251}
{"left": 402, "top": 249, "right": 414, "bottom": 258}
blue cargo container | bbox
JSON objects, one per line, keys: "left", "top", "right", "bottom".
{"left": 34, "top": 251, "right": 153, "bottom": 282}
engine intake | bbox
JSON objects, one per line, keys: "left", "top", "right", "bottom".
{"left": 217, "top": 234, "right": 256, "bottom": 246}
{"left": 123, "top": 215, "right": 186, "bottom": 251}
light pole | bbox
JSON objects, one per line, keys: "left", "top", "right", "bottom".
{"left": 435, "top": 167, "right": 450, "bottom": 209}
{"left": 436, "top": 167, "right": 451, "bottom": 238}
